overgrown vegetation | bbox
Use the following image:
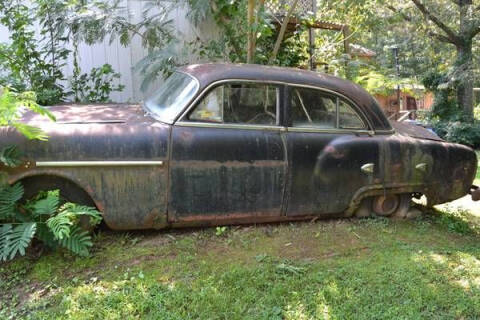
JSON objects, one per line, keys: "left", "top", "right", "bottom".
{"left": 0, "top": 0, "right": 124, "bottom": 104}
{"left": 0, "top": 188, "right": 102, "bottom": 261}
{"left": 422, "top": 71, "right": 480, "bottom": 148}
{"left": 0, "top": 88, "right": 102, "bottom": 261}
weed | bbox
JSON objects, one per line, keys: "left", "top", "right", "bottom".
{"left": 215, "top": 226, "right": 228, "bottom": 237}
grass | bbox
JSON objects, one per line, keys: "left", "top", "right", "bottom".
{"left": 2, "top": 206, "right": 480, "bottom": 320}
{"left": 1, "top": 161, "right": 479, "bottom": 319}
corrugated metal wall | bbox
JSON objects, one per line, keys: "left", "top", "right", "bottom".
{"left": 0, "top": 1, "right": 218, "bottom": 103}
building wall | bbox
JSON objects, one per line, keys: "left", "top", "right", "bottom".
{"left": 374, "top": 91, "right": 434, "bottom": 118}
{"left": 0, "top": 1, "right": 218, "bottom": 103}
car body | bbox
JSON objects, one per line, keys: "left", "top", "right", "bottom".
{"left": 1, "top": 64, "right": 478, "bottom": 230}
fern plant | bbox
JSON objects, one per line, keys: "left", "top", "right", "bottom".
{"left": 0, "top": 88, "right": 102, "bottom": 261}
{"left": 0, "top": 186, "right": 102, "bottom": 261}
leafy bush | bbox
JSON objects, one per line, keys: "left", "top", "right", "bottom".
{"left": 0, "top": 2, "right": 68, "bottom": 105}
{"left": 71, "top": 64, "right": 125, "bottom": 103}
{"left": 432, "top": 120, "right": 480, "bottom": 148}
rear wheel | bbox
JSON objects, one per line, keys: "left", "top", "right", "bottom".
{"left": 355, "top": 193, "right": 412, "bottom": 218}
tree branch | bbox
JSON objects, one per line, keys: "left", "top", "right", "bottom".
{"left": 386, "top": 5, "right": 412, "bottom": 22}
{"left": 427, "top": 31, "right": 455, "bottom": 43}
{"left": 411, "top": 0, "right": 460, "bottom": 44}
{"left": 472, "top": 24, "right": 480, "bottom": 37}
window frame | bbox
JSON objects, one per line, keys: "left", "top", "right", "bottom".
{"left": 286, "top": 85, "right": 373, "bottom": 133}
{"left": 174, "top": 78, "right": 374, "bottom": 134}
{"left": 176, "top": 79, "right": 285, "bottom": 131}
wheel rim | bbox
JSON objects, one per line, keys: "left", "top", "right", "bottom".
{"left": 372, "top": 194, "right": 400, "bottom": 216}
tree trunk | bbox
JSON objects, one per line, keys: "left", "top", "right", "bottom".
{"left": 246, "top": 0, "right": 256, "bottom": 64}
{"left": 455, "top": 42, "right": 474, "bottom": 121}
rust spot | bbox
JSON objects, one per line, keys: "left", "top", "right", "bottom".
{"left": 171, "top": 160, "right": 285, "bottom": 169}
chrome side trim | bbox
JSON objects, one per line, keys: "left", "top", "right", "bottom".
{"left": 175, "top": 121, "right": 286, "bottom": 132}
{"left": 287, "top": 127, "right": 374, "bottom": 135}
{"left": 36, "top": 161, "right": 164, "bottom": 167}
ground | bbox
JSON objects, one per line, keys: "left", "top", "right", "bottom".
{"left": 0, "top": 153, "right": 479, "bottom": 319}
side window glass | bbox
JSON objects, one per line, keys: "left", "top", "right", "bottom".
{"left": 291, "top": 88, "right": 336, "bottom": 128}
{"left": 338, "top": 100, "right": 366, "bottom": 129}
{"left": 189, "top": 86, "right": 223, "bottom": 123}
{"left": 187, "top": 83, "right": 278, "bottom": 125}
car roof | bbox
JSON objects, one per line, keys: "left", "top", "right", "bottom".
{"left": 178, "top": 63, "right": 392, "bottom": 132}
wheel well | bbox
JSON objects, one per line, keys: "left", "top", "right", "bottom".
{"left": 17, "top": 175, "right": 98, "bottom": 210}
{"left": 347, "top": 185, "right": 427, "bottom": 216}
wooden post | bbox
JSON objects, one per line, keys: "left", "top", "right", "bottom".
{"left": 269, "top": 0, "right": 299, "bottom": 64}
{"left": 247, "top": 0, "right": 256, "bottom": 63}
{"left": 342, "top": 25, "right": 350, "bottom": 54}
{"left": 308, "top": 28, "right": 315, "bottom": 70}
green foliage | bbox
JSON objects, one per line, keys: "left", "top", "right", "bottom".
{"left": 353, "top": 67, "right": 415, "bottom": 96}
{"left": 0, "top": 87, "right": 55, "bottom": 141}
{"left": 432, "top": 120, "right": 480, "bottom": 148}
{"left": 0, "top": 1, "right": 68, "bottom": 105}
{"left": 0, "top": 146, "right": 22, "bottom": 168}
{"left": 0, "top": 223, "right": 37, "bottom": 261}
{"left": 0, "top": 0, "right": 127, "bottom": 103}
{"left": 0, "top": 82, "right": 100, "bottom": 261}
{"left": 31, "top": 190, "right": 60, "bottom": 217}
{"left": 58, "top": 226, "right": 93, "bottom": 257}
{"left": 0, "top": 183, "right": 24, "bottom": 220}
{"left": 422, "top": 72, "right": 480, "bottom": 147}
{"left": 0, "top": 185, "right": 102, "bottom": 261}
{"left": 215, "top": 226, "right": 228, "bottom": 237}
{"left": 65, "top": 0, "right": 178, "bottom": 92}
{"left": 70, "top": 64, "right": 125, "bottom": 103}
{"left": 185, "top": 0, "right": 309, "bottom": 68}
{"left": 435, "top": 207, "right": 476, "bottom": 235}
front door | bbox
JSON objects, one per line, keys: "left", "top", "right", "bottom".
{"left": 168, "top": 82, "right": 287, "bottom": 222}
{"left": 285, "top": 86, "right": 383, "bottom": 216}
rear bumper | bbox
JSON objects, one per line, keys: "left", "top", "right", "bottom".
{"left": 470, "top": 185, "right": 480, "bottom": 201}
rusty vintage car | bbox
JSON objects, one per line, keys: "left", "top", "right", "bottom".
{"left": 1, "top": 64, "right": 478, "bottom": 230}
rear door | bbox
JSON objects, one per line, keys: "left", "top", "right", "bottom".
{"left": 285, "top": 86, "right": 383, "bottom": 216}
{"left": 168, "top": 81, "right": 288, "bottom": 223}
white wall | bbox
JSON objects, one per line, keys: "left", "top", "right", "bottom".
{"left": 0, "top": 0, "right": 218, "bottom": 103}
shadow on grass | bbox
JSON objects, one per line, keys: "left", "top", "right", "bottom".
{"left": 420, "top": 205, "right": 480, "bottom": 236}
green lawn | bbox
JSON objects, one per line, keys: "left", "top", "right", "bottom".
{"left": 2, "top": 206, "right": 480, "bottom": 319}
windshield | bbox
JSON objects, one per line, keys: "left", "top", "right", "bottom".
{"left": 144, "top": 72, "right": 199, "bottom": 123}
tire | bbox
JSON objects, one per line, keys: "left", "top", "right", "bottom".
{"left": 372, "top": 193, "right": 411, "bottom": 218}
{"left": 354, "top": 193, "right": 412, "bottom": 218}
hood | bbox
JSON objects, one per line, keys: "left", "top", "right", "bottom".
{"left": 22, "top": 104, "right": 153, "bottom": 126}
{"left": 1, "top": 104, "right": 170, "bottom": 161}
{"left": 390, "top": 121, "right": 443, "bottom": 142}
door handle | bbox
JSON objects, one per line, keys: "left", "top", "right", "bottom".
{"left": 361, "top": 163, "right": 375, "bottom": 174}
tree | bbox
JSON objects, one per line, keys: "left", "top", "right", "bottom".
{"left": 409, "top": 0, "right": 480, "bottom": 121}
